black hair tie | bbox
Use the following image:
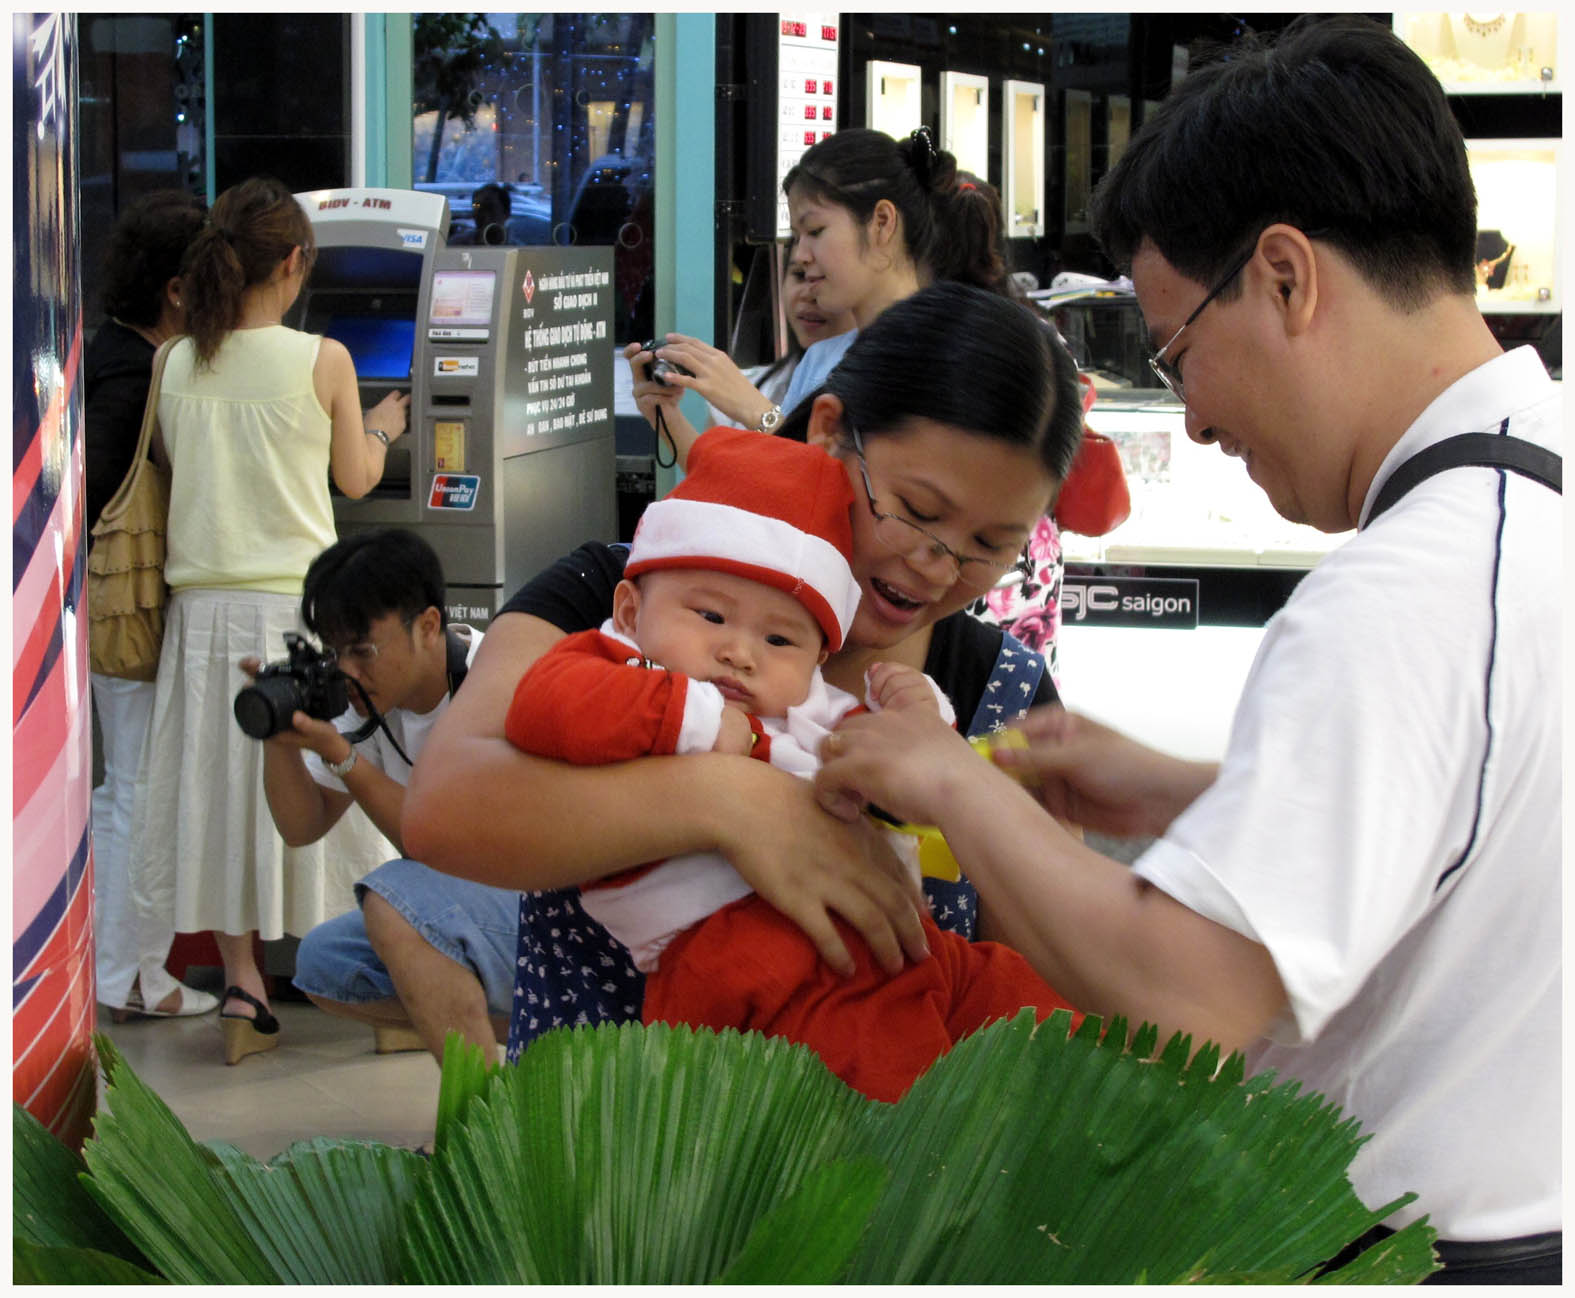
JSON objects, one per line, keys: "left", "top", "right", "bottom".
{"left": 906, "top": 125, "right": 937, "bottom": 184}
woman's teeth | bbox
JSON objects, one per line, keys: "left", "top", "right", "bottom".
{"left": 872, "top": 577, "right": 922, "bottom": 610}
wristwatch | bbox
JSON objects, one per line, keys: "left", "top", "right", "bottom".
{"left": 364, "top": 426, "right": 391, "bottom": 447}
{"left": 755, "top": 404, "right": 783, "bottom": 434}
{"left": 326, "top": 746, "right": 358, "bottom": 778}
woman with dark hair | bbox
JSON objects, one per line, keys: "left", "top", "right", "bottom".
{"left": 87, "top": 189, "right": 217, "bottom": 1022}
{"left": 628, "top": 126, "right": 1011, "bottom": 465}
{"left": 404, "top": 281, "right": 1085, "bottom": 1057}
{"left": 127, "top": 176, "right": 410, "bottom": 1064}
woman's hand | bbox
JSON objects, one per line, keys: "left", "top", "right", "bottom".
{"left": 623, "top": 340, "right": 685, "bottom": 427}
{"left": 715, "top": 760, "right": 931, "bottom": 977}
{"left": 989, "top": 706, "right": 1218, "bottom": 839}
{"left": 636, "top": 332, "right": 775, "bottom": 430}
{"left": 364, "top": 390, "right": 410, "bottom": 444}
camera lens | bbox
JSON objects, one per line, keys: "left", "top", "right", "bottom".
{"left": 234, "top": 675, "right": 305, "bottom": 739}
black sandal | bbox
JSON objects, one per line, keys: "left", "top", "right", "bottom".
{"left": 219, "top": 986, "right": 280, "bottom": 1065}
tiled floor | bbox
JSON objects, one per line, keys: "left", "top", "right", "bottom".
{"left": 95, "top": 994, "right": 445, "bottom": 1162}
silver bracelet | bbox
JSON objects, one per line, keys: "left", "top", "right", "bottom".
{"left": 365, "top": 426, "right": 391, "bottom": 447}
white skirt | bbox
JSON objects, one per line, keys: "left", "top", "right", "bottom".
{"left": 128, "top": 588, "right": 396, "bottom": 939}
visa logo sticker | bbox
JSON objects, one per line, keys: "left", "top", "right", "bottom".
{"left": 429, "top": 474, "right": 480, "bottom": 510}
{"left": 399, "top": 228, "right": 428, "bottom": 249}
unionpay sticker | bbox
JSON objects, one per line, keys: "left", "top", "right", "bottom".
{"left": 429, "top": 474, "right": 480, "bottom": 510}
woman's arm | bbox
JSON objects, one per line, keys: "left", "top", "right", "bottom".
{"left": 314, "top": 337, "right": 409, "bottom": 499}
{"left": 401, "top": 611, "right": 931, "bottom": 974}
{"left": 636, "top": 333, "right": 779, "bottom": 431}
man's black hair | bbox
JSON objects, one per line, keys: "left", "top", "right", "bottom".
{"left": 301, "top": 528, "right": 448, "bottom": 648}
{"left": 1088, "top": 14, "right": 1477, "bottom": 308}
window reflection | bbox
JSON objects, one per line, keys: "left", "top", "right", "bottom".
{"left": 412, "top": 13, "right": 655, "bottom": 341}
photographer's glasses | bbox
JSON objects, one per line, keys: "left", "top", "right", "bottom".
{"left": 848, "top": 423, "right": 1019, "bottom": 590}
{"left": 331, "top": 616, "right": 414, "bottom": 666}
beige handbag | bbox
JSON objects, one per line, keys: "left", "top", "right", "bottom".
{"left": 86, "top": 338, "right": 176, "bottom": 680}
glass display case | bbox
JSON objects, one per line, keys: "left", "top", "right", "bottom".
{"left": 939, "top": 70, "right": 989, "bottom": 177}
{"left": 866, "top": 59, "right": 922, "bottom": 140}
{"left": 1003, "top": 78, "right": 1045, "bottom": 238}
{"left": 1393, "top": 11, "right": 1558, "bottom": 94}
{"left": 1466, "top": 137, "right": 1560, "bottom": 312}
{"left": 1063, "top": 89, "right": 1092, "bottom": 234}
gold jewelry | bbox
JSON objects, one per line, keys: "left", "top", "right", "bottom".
{"left": 1462, "top": 12, "right": 1507, "bottom": 37}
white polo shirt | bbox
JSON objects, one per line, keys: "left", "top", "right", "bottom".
{"left": 1134, "top": 347, "right": 1561, "bottom": 1241}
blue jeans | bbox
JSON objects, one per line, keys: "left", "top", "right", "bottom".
{"left": 293, "top": 858, "right": 520, "bottom": 1016}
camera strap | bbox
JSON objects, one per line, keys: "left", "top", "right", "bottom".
{"left": 336, "top": 626, "right": 473, "bottom": 770}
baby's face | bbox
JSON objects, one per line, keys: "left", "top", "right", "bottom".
{"left": 616, "top": 569, "right": 827, "bottom": 718}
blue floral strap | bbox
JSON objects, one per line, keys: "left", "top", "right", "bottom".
{"left": 965, "top": 630, "right": 1046, "bottom": 738}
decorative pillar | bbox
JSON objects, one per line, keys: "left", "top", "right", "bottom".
{"left": 13, "top": 11, "right": 96, "bottom": 1150}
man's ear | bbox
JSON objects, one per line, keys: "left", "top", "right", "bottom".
{"left": 803, "top": 392, "right": 846, "bottom": 451}
{"left": 1255, "top": 224, "right": 1319, "bottom": 338}
{"left": 611, "top": 579, "right": 642, "bottom": 638}
{"left": 415, "top": 605, "right": 443, "bottom": 646}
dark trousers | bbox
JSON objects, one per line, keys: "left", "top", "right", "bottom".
{"left": 1325, "top": 1225, "right": 1561, "bottom": 1285}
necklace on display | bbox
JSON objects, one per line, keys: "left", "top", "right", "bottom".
{"left": 1461, "top": 12, "right": 1507, "bottom": 37}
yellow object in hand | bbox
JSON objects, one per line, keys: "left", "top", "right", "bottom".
{"left": 871, "top": 728, "right": 1031, "bottom": 882}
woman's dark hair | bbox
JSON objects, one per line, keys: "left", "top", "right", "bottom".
{"left": 1089, "top": 14, "right": 1477, "bottom": 307}
{"left": 784, "top": 126, "right": 1004, "bottom": 288}
{"left": 932, "top": 170, "right": 1018, "bottom": 297}
{"left": 301, "top": 528, "right": 448, "bottom": 648}
{"left": 180, "top": 175, "right": 315, "bottom": 366}
{"left": 780, "top": 281, "right": 1083, "bottom": 483}
{"left": 100, "top": 190, "right": 207, "bottom": 327}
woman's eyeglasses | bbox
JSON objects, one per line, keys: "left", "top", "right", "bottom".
{"left": 848, "top": 423, "right": 1020, "bottom": 589}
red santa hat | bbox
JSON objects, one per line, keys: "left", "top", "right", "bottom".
{"left": 625, "top": 426, "right": 861, "bottom": 650}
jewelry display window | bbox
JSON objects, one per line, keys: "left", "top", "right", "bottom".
{"left": 1063, "top": 89, "right": 1093, "bottom": 234}
{"left": 1106, "top": 95, "right": 1131, "bottom": 172}
{"left": 1003, "top": 79, "right": 1045, "bottom": 239}
{"left": 940, "top": 71, "right": 990, "bottom": 178}
{"left": 866, "top": 60, "right": 923, "bottom": 140}
{"left": 1466, "top": 138, "right": 1560, "bottom": 312}
{"left": 1394, "top": 12, "right": 1558, "bottom": 94}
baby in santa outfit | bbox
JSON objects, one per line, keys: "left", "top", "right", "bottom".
{"left": 505, "top": 426, "right": 1078, "bottom": 1101}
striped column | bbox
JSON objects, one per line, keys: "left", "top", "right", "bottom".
{"left": 13, "top": 12, "right": 96, "bottom": 1150}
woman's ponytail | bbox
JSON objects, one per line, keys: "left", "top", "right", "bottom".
{"left": 931, "top": 172, "right": 1016, "bottom": 298}
{"left": 179, "top": 176, "right": 314, "bottom": 368}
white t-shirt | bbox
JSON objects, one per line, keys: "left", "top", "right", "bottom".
{"left": 305, "top": 625, "right": 482, "bottom": 791}
{"left": 1133, "top": 347, "right": 1561, "bottom": 1241}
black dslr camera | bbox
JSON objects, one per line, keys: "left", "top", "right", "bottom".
{"left": 234, "top": 632, "right": 348, "bottom": 740}
{"left": 641, "top": 340, "right": 693, "bottom": 387}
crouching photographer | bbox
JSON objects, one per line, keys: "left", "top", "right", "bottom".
{"left": 241, "top": 528, "right": 518, "bottom": 1062}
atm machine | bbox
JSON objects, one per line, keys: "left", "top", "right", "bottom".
{"left": 289, "top": 187, "right": 617, "bottom": 627}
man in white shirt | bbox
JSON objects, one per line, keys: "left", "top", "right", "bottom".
{"left": 813, "top": 15, "right": 1559, "bottom": 1283}
{"left": 255, "top": 528, "right": 518, "bottom": 1062}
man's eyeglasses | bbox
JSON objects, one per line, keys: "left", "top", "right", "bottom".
{"left": 848, "top": 423, "right": 1020, "bottom": 589}
{"left": 1147, "top": 245, "right": 1255, "bottom": 403}
{"left": 330, "top": 616, "right": 413, "bottom": 666}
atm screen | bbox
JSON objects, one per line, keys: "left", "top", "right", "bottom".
{"left": 430, "top": 270, "right": 498, "bottom": 327}
{"left": 321, "top": 315, "right": 416, "bottom": 381}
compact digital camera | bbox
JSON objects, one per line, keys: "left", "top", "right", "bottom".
{"left": 641, "top": 340, "right": 693, "bottom": 388}
{"left": 233, "top": 632, "right": 349, "bottom": 740}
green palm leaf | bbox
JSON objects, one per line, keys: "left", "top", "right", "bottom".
{"left": 12, "top": 1237, "right": 162, "bottom": 1284}
{"left": 402, "top": 1022, "right": 869, "bottom": 1283}
{"left": 17, "top": 1021, "right": 1439, "bottom": 1284}
{"left": 12, "top": 1102, "right": 143, "bottom": 1262}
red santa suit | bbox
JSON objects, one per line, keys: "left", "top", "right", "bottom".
{"left": 504, "top": 427, "right": 1079, "bottom": 1101}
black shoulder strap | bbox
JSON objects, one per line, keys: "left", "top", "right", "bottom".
{"left": 1365, "top": 429, "right": 1561, "bottom": 528}
{"left": 445, "top": 626, "right": 470, "bottom": 697}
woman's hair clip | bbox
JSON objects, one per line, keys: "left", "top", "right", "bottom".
{"left": 957, "top": 181, "right": 977, "bottom": 192}
{"left": 909, "top": 124, "right": 937, "bottom": 161}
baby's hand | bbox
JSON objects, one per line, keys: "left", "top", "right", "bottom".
{"left": 866, "top": 662, "right": 942, "bottom": 717}
{"left": 713, "top": 703, "right": 756, "bottom": 755}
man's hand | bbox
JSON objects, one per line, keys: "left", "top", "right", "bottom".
{"left": 989, "top": 706, "right": 1218, "bottom": 840}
